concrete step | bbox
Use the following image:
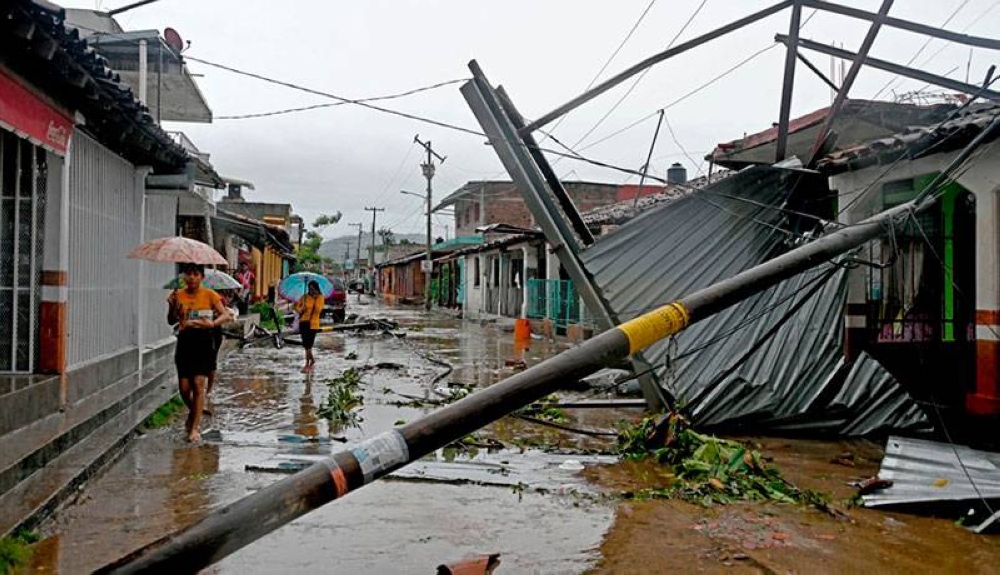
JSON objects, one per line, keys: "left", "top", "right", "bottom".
{"left": 0, "top": 375, "right": 175, "bottom": 536}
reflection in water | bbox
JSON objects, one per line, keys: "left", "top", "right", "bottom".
{"left": 169, "top": 444, "right": 220, "bottom": 532}
{"left": 294, "top": 376, "right": 320, "bottom": 438}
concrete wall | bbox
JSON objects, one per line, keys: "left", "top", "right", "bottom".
{"left": 453, "top": 182, "right": 619, "bottom": 238}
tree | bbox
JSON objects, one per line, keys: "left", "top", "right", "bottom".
{"left": 378, "top": 227, "right": 395, "bottom": 247}
{"left": 295, "top": 230, "right": 327, "bottom": 272}
{"left": 294, "top": 212, "right": 342, "bottom": 272}
{"left": 313, "top": 212, "right": 342, "bottom": 229}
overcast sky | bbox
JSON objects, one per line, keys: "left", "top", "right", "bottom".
{"left": 64, "top": 0, "right": 1000, "bottom": 240}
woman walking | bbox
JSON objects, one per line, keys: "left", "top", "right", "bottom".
{"left": 168, "top": 263, "right": 232, "bottom": 442}
{"left": 294, "top": 280, "right": 325, "bottom": 373}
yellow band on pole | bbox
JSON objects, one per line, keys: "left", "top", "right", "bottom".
{"left": 618, "top": 302, "right": 690, "bottom": 354}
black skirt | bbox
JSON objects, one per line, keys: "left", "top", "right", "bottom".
{"left": 300, "top": 327, "right": 317, "bottom": 349}
{"left": 175, "top": 328, "right": 217, "bottom": 378}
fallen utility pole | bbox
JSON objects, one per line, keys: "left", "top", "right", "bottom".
{"left": 96, "top": 83, "right": 1000, "bottom": 575}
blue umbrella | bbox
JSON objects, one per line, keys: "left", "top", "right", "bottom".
{"left": 278, "top": 272, "right": 334, "bottom": 302}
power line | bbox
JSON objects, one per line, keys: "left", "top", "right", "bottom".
{"left": 184, "top": 55, "right": 485, "bottom": 137}
{"left": 663, "top": 114, "right": 704, "bottom": 177}
{"left": 566, "top": 0, "right": 711, "bottom": 152}
{"left": 578, "top": 43, "right": 780, "bottom": 153}
{"left": 539, "top": 0, "right": 659, "bottom": 145}
{"left": 575, "top": 7, "right": 820, "bottom": 155}
{"left": 215, "top": 78, "right": 468, "bottom": 120}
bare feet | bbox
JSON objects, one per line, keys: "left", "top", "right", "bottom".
{"left": 187, "top": 430, "right": 201, "bottom": 442}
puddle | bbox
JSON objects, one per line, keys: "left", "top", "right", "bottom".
{"left": 30, "top": 298, "right": 627, "bottom": 574}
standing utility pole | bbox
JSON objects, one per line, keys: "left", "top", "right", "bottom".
{"left": 364, "top": 207, "right": 384, "bottom": 292}
{"left": 414, "top": 135, "right": 446, "bottom": 311}
{"left": 351, "top": 223, "right": 363, "bottom": 261}
{"left": 349, "top": 222, "right": 364, "bottom": 279}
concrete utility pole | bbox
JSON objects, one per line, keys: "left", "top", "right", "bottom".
{"left": 364, "top": 207, "right": 384, "bottom": 292}
{"left": 414, "top": 135, "right": 446, "bottom": 311}
{"left": 351, "top": 223, "right": 363, "bottom": 262}
{"left": 349, "top": 222, "right": 364, "bottom": 279}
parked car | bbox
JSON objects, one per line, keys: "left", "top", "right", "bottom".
{"left": 324, "top": 277, "right": 347, "bottom": 323}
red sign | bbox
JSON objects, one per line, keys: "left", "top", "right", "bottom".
{"left": 0, "top": 69, "right": 73, "bottom": 155}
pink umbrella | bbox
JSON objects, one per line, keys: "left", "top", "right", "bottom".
{"left": 127, "top": 236, "right": 227, "bottom": 265}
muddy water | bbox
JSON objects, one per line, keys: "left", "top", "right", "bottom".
{"left": 31, "top": 299, "right": 623, "bottom": 574}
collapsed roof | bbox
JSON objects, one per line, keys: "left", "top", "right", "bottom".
{"left": 579, "top": 166, "right": 930, "bottom": 435}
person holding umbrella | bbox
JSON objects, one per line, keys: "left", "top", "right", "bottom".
{"left": 167, "top": 263, "right": 232, "bottom": 442}
{"left": 294, "top": 280, "right": 325, "bottom": 373}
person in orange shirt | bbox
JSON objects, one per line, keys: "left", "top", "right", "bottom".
{"left": 294, "top": 280, "right": 325, "bottom": 373}
{"left": 167, "top": 263, "right": 232, "bottom": 442}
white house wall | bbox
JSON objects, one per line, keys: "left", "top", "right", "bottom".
{"left": 67, "top": 132, "right": 143, "bottom": 367}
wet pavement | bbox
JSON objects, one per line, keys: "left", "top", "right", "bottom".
{"left": 29, "top": 298, "right": 623, "bottom": 574}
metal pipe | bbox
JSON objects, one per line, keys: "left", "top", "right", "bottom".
{"left": 800, "top": 0, "right": 1000, "bottom": 51}
{"left": 806, "top": 0, "right": 894, "bottom": 166}
{"left": 782, "top": 35, "right": 1000, "bottom": 103}
{"left": 795, "top": 51, "right": 840, "bottom": 92}
{"left": 138, "top": 39, "right": 147, "bottom": 104}
{"left": 520, "top": 1, "right": 793, "bottom": 134}
{"left": 108, "top": 0, "right": 161, "bottom": 16}
{"left": 775, "top": 0, "right": 802, "bottom": 162}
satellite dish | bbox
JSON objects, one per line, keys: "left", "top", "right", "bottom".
{"left": 164, "top": 27, "right": 184, "bottom": 53}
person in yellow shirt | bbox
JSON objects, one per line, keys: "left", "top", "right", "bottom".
{"left": 167, "top": 263, "right": 232, "bottom": 442}
{"left": 294, "top": 280, "right": 325, "bottom": 373}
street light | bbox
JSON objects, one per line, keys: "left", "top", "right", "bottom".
{"left": 400, "top": 190, "right": 433, "bottom": 309}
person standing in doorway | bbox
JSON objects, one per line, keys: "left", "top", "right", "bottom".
{"left": 294, "top": 280, "right": 324, "bottom": 373}
{"left": 167, "top": 263, "right": 232, "bottom": 442}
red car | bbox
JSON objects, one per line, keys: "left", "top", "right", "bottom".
{"left": 324, "top": 277, "right": 347, "bottom": 323}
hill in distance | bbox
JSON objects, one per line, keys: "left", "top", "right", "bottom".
{"left": 319, "top": 232, "right": 425, "bottom": 262}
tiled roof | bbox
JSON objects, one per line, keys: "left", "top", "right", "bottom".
{"left": 580, "top": 171, "right": 733, "bottom": 227}
{"left": 817, "top": 104, "right": 1000, "bottom": 173}
{"left": 2, "top": 1, "right": 188, "bottom": 170}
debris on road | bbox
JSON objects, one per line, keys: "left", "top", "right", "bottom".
{"left": 316, "top": 368, "right": 364, "bottom": 428}
{"left": 862, "top": 435, "right": 1000, "bottom": 532}
{"left": 617, "top": 414, "right": 830, "bottom": 507}
{"left": 436, "top": 553, "right": 501, "bottom": 575}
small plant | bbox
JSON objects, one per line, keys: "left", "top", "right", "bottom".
{"left": 317, "top": 368, "right": 364, "bottom": 429}
{"left": 142, "top": 395, "right": 185, "bottom": 430}
{"left": 249, "top": 303, "right": 284, "bottom": 331}
{"left": 0, "top": 531, "right": 39, "bottom": 575}
{"left": 615, "top": 414, "right": 830, "bottom": 507}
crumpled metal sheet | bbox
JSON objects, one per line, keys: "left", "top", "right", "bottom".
{"left": 863, "top": 435, "right": 1000, "bottom": 508}
{"left": 580, "top": 165, "right": 930, "bottom": 435}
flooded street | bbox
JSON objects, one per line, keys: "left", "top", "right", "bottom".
{"left": 29, "top": 299, "right": 622, "bottom": 574}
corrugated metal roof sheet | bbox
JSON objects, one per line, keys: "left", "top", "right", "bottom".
{"left": 579, "top": 166, "right": 930, "bottom": 435}
{"left": 863, "top": 435, "right": 1000, "bottom": 508}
